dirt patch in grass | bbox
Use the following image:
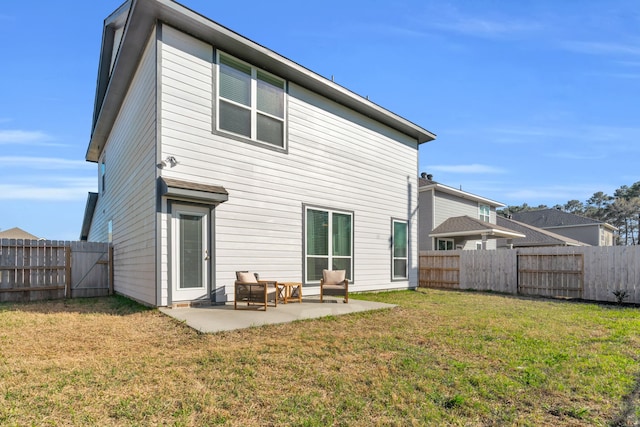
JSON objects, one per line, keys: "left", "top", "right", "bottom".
{"left": 1, "top": 291, "right": 639, "bottom": 426}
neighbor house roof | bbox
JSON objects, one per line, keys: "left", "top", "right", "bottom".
{"left": 86, "top": 0, "right": 436, "bottom": 162}
{"left": 497, "top": 216, "right": 587, "bottom": 247}
{"left": 429, "top": 215, "right": 525, "bottom": 239}
{"left": 0, "top": 227, "right": 40, "bottom": 240}
{"left": 419, "top": 177, "right": 504, "bottom": 208}
{"left": 511, "top": 208, "right": 617, "bottom": 231}
{"left": 80, "top": 192, "right": 99, "bottom": 241}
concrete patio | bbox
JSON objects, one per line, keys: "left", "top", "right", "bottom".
{"left": 159, "top": 296, "right": 395, "bottom": 333}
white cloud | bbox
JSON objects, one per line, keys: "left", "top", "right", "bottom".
{"left": 503, "top": 183, "right": 619, "bottom": 205}
{"left": 0, "top": 156, "right": 93, "bottom": 170}
{"left": 605, "top": 72, "right": 640, "bottom": 79}
{"left": 562, "top": 41, "right": 640, "bottom": 56}
{"left": 0, "top": 130, "right": 55, "bottom": 145}
{"left": 547, "top": 152, "right": 606, "bottom": 161}
{"left": 429, "top": 164, "right": 506, "bottom": 174}
{"left": 489, "top": 124, "right": 640, "bottom": 145}
{"left": 0, "top": 182, "right": 93, "bottom": 201}
{"left": 430, "top": 17, "right": 541, "bottom": 38}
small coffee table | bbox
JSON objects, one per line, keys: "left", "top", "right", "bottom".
{"left": 277, "top": 282, "right": 302, "bottom": 304}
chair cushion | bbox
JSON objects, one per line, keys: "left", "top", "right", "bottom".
{"left": 323, "top": 284, "right": 345, "bottom": 290}
{"left": 237, "top": 272, "right": 258, "bottom": 283}
{"left": 322, "top": 269, "right": 346, "bottom": 286}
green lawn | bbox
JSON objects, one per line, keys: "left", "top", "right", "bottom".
{"left": 0, "top": 289, "right": 639, "bottom": 426}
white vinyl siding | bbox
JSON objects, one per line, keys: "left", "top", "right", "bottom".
{"left": 88, "top": 30, "right": 158, "bottom": 306}
{"left": 157, "top": 25, "right": 418, "bottom": 302}
{"left": 426, "top": 192, "right": 498, "bottom": 250}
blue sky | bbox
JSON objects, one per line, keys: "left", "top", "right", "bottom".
{"left": 1, "top": 0, "right": 638, "bottom": 240}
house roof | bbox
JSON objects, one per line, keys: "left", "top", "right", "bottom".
{"left": 80, "top": 192, "right": 99, "bottom": 241}
{"left": 497, "top": 216, "right": 587, "bottom": 247}
{"left": 429, "top": 215, "right": 525, "bottom": 239}
{"left": 418, "top": 177, "right": 505, "bottom": 208}
{"left": 0, "top": 227, "right": 40, "bottom": 240}
{"left": 511, "top": 208, "right": 617, "bottom": 231}
{"left": 86, "top": 0, "right": 436, "bottom": 162}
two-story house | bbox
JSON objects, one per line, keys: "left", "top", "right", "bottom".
{"left": 418, "top": 174, "right": 523, "bottom": 250}
{"left": 511, "top": 208, "right": 617, "bottom": 246}
{"left": 80, "top": 0, "right": 436, "bottom": 307}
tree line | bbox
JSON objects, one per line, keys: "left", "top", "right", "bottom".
{"left": 499, "top": 181, "right": 640, "bottom": 245}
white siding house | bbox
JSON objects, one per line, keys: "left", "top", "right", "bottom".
{"left": 418, "top": 176, "right": 523, "bottom": 251}
{"left": 82, "top": 0, "right": 435, "bottom": 307}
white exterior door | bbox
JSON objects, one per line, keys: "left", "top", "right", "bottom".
{"left": 172, "top": 205, "right": 210, "bottom": 302}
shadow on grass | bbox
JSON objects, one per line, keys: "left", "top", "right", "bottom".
{"left": 416, "top": 286, "right": 640, "bottom": 309}
{"left": 0, "top": 295, "right": 151, "bottom": 316}
{"left": 610, "top": 374, "right": 640, "bottom": 427}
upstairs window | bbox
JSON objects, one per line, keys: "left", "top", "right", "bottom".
{"left": 217, "top": 52, "right": 286, "bottom": 148}
{"left": 479, "top": 204, "right": 490, "bottom": 222}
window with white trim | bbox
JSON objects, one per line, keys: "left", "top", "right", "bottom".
{"left": 437, "top": 238, "right": 454, "bottom": 251}
{"left": 392, "top": 220, "right": 408, "bottom": 280}
{"left": 479, "top": 204, "right": 490, "bottom": 222}
{"left": 305, "top": 207, "right": 352, "bottom": 283}
{"left": 217, "top": 52, "right": 286, "bottom": 147}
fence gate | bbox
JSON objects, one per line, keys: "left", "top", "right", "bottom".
{"left": 0, "top": 239, "right": 112, "bottom": 302}
{"left": 69, "top": 241, "right": 113, "bottom": 299}
{"left": 517, "top": 252, "right": 584, "bottom": 299}
{"left": 419, "top": 253, "right": 460, "bottom": 289}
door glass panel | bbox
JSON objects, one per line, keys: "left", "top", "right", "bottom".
{"left": 179, "top": 214, "right": 203, "bottom": 289}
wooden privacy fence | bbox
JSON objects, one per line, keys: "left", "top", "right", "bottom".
{"left": 0, "top": 239, "right": 112, "bottom": 302}
{"left": 419, "top": 246, "right": 640, "bottom": 304}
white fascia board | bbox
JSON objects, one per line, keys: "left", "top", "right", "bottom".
{"left": 419, "top": 183, "right": 505, "bottom": 207}
{"left": 429, "top": 229, "right": 525, "bottom": 239}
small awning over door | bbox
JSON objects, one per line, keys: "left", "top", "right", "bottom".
{"left": 158, "top": 178, "right": 228, "bottom": 205}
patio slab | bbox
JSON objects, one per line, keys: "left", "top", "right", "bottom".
{"left": 159, "top": 296, "right": 395, "bottom": 333}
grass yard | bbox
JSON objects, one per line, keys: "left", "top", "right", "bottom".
{"left": 0, "top": 289, "right": 639, "bottom": 426}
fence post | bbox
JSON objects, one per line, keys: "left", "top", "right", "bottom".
{"left": 65, "top": 245, "right": 71, "bottom": 299}
{"left": 109, "top": 245, "right": 114, "bottom": 295}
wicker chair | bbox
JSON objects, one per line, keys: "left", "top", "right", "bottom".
{"left": 320, "top": 269, "right": 349, "bottom": 303}
{"left": 234, "top": 271, "right": 278, "bottom": 310}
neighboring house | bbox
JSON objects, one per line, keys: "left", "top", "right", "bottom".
{"left": 0, "top": 227, "right": 40, "bottom": 240}
{"left": 81, "top": 0, "right": 436, "bottom": 307}
{"left": 511, "top": 209, "right": 617, "bottom": 247}
{"left": 496, "top": 216, "right": 587, "bottom": 248}
{"left": 418, "top": 175, "right": 524, "bottom": 250}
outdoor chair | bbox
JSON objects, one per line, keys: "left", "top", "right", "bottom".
{"left": 320, "top": 269, "right": 349, "bottom": 303}
{"left": 234, "top": 271, "right": 278, "bottom": 310}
